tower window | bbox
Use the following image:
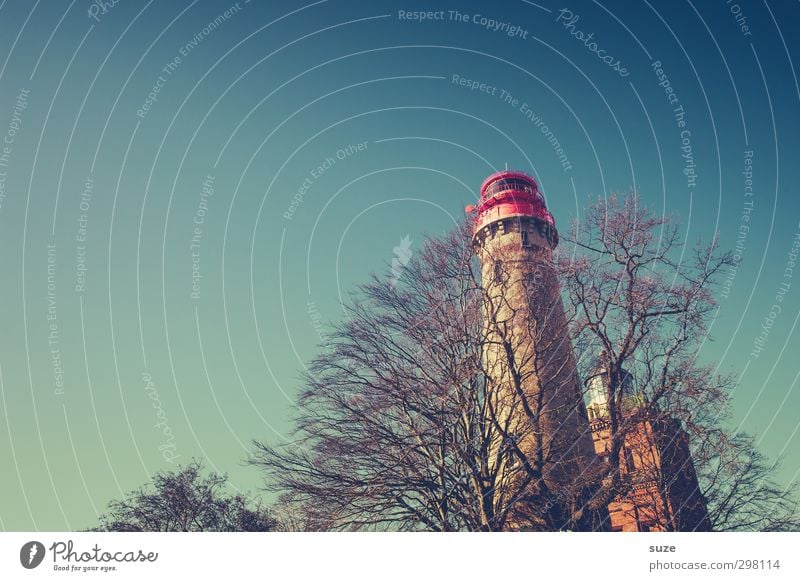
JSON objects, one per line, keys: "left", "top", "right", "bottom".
{"left": 521, "top": 230, "right": 530, "bottom": 247}
{"left": 494, "top": 261, "right": 504, "bottom": 282}
{"left": 624, "top": 446, "right": 636, "bottom": 473}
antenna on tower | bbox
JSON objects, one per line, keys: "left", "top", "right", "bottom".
{"left": 504, "top": 161, "right": 508, "bottom": 171}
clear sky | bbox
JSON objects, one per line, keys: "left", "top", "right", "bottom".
{"left": 0, "top": 0, "right": 798, "bottom": 530}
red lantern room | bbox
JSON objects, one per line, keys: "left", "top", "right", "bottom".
{"left": 467, "top": 170, "right": 556, "bottom": 232}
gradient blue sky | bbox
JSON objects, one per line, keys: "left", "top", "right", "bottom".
{"left": 0, "top": 0, "right": 798, "bottom": 530}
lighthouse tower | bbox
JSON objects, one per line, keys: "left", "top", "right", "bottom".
{"left": 469, "top": 170, "right": 604, "bottom": 530}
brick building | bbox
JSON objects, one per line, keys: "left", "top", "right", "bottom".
{"left": 586, "top": 360, "right": 712, "bottom": 531}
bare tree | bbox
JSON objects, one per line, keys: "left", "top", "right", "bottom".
{"left": 252, "top": 225, "right": 495, "bottom": 530}
{"left": 557, "top": 193, "right": 798, "bottom": 531}
{"left": 695, "top": 430, "right": 799, "bottom": 531}
{"left": 250, "top": 221, "right": 605, "bottom": 531}
{"left": 92, "top": 460, "right": 277, "bottom": 532}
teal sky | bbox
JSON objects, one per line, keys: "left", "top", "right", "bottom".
{"left": 0, "top": 0, "right": 799, "bottom": 530}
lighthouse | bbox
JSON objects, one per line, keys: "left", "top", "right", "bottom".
{"left": 469, "top": 170, "right": 605, "bottom": 530}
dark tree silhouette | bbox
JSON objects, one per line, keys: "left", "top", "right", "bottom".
{"left": 92, "top": 460, "right": 277, "bottom": 532}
